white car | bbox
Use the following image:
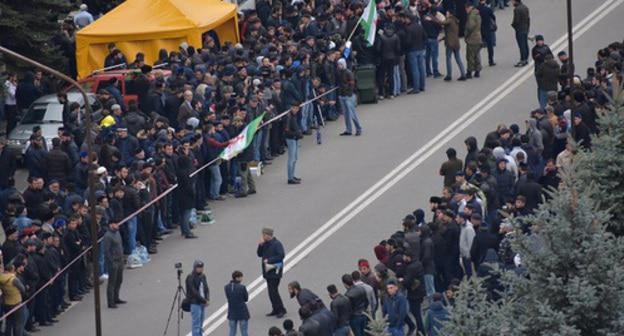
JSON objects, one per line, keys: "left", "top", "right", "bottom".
{"left": 7, "top": 91, "right": 102, "bottom": 155}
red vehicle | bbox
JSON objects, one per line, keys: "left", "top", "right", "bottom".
{"left": 71, "top": 69, "right": 172, "bottom": 106}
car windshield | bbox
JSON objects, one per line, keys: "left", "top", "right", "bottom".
{"left": 21, "top": 103, "right": 64, "bottom": 124}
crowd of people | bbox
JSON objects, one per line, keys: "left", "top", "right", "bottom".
{"left": 0, "top": 0, "right": 621, "bottom": 335}
{"left": 255, "top": 39, "right": 622, "bottom": 335}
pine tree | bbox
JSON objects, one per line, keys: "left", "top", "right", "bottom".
{"left": 442, "top": 161, "right": 624, "bottom": 336}
{"left": 0, "top": 0, "right": 71, "bottom": 71}
{"left": 577, "top": 82, "right": 624, "bottom": 235}
{"left": 508, "top": 164, "right": 624, "bottom": 335}
{"left": 440, "top": 277, "right": 515, "bottom": 336}
{"left": 365, "top": 311, "right": 390, "bottom": 336}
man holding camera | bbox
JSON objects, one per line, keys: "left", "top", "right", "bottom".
{"left": 186, "top": 260, "right": 210, "bottom": 336}
{"left": 257, "top": 227, "right": 286, "bottom": 318}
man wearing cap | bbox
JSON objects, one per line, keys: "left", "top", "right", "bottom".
{"left": 257, "top": 227, "right": 286, "bottom": 318}
{"left": 115, "top": 126, "right": 140, "bottom": 166}
{"left": 531, "top": 35, "right": 553, "bottom": 68}
{"left": 186, "top": 260, "right": 210, "bottom": 336}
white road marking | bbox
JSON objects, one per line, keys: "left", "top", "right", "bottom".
{"left": 194, "top": 0, "right": 624, "bottom": 334}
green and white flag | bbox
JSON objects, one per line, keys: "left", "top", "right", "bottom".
{"left": 219, "top": 113, "right": 265, "bottom": 161}
{"left": 360, "top": 0, "right": 378, "bottom": 46}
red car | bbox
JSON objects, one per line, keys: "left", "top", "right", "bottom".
{"left": 72, "top": 69, "right": 172, "bottom": 106}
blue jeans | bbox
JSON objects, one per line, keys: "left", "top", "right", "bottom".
{"left": 208, "top": 164, "right": 222, "bottom": 199}
{"left": 300, "top": 103, "right": 313, "bottom": 132}
{"left": 339, "top": 95, "right": 362, "bottom": 134}
{"left": 538, "top": 88, "right": 548, "bottom": 108}
{"left": 228, "top": 319, "right": 248, "bottom": 336}
{"left": 191, "top": 304, "right": 205, "bottom": 336}
{"left": 124, "top": 216, "right": 137, "bottom": 254}
{"left": 333, "top": 325, "right": 351, "bottom": 336}
{"left": 392, "top": 65, "right": 401, "bottom": 96}
{"left": 99, "top": 241, "right": 107, "bottom": 275}
{"left": 286, "top": 138, "right": 298, "bottom": 180}
{"left": 424, "top": 274, "right": 435, "bottom": 299}
{"left": 180, "top": 208, "right": 192, "bottom": 236}
{"left": 407, "top": 50, "right": 426, "bottom": 92}
{"left": 350, "top": 314, "right": 368, "bottom": 336}
{"left": 515, "top": 31, "right": 529, "bottom": 61}
{"left": 445, "top": 47, "right": 466, "bottom": 78}
{"left": 252, "top": 130, "right": 263, "bottom": 162}
{"left": 388, "top": 327, "right": 405, "bottom": 336}
{"left": 426, "top": 38, "right": 440, "bottom": 76}
{"left": 462, "top": 257, "right": 473, "bottom": 278}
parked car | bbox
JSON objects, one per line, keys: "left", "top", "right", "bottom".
{"left": 7, "top": 92, "right": 102, "bottom": 156}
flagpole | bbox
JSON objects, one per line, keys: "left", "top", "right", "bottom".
{"left": 347, "top": 15, "right": 364, "bottom": 42}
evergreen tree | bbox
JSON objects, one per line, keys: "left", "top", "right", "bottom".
{"left": 365, "top": 311, "right": 390, "bottom": 336}
{"left": 577, "top": 83, "right": 624, "bottom": 235}
{"left": 442, "top": 162, "right": 624, "bottom": 336}
{"left": 0, "top": 0, "right": 71, "bottom": 71}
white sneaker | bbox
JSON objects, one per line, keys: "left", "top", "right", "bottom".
{"left": 99, "top": 274, "right": 109, "bottom": 281}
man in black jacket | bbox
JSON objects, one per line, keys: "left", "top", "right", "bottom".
{"left": 103, "top": 221, "right": 125, "bottom": 308}
{"left": 327, "top": 284, "right": 352, "bottom": 336}
{"left": 185, "top": 260, "right": 210, "bottom": 336}
{"left": 257, "top": 227, "right": 286, "bottom": 318}
{"left": 284, "top": 103, "right": 302, "bottom": 185}
{"left": 376, "top": 24, "right": 402, "bottom": 98}
{"left": 44, "top": 138, "right": 72, "bottom": 185}
{"left": 0, "top": 139, "right": 18, "bottom": 190}
{"left": 402, "top": 251, "right": 426, "bottom": 335}
{"left": 342, "top": 274, "right": 368, "bottom": 336}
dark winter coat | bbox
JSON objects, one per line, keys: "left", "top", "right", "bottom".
{"left": 185, "top": 271, "right": 210, "bottom": 305}
{"left": 377, "top": 32, "right": 402, "bottom": 64}
{"left": 403, "top": 259, "right": 426, "bottom": 302}
{"left": 516, "top": 178, "right": 543, "bottom": 211}
{"left": 330, "top": 293, "right": 352, "bottom": 327}
{"left": 225, "top": 280, "right": 249, "bottom": 321}
{"left": 176, "top": 155, "right": 196, "bottom": 210}
{"left": 403, "top": 20, "right": 426, "bottom": 52}
{"left": 470, "top": 227, "right": 500, "bottom": 267}
{"left": 425, "top": 301, "right": 448, "bottom": 336}
{"left": 536, "top": 58, "right": 560, "bottom": 91}
{"left": 382, "top": 292, "right": 408, "bottom": 329}
{"left": 44, "top": 148, "right": 72, "bottom": 183}
{"left": 0, "top": 148, "right": 17, "bottom": 189}
{"left": 511, "top": 3, "right": 530, "bottom": 33}
{"left": 257, "top": 237, "right": 285, "bottom": 279}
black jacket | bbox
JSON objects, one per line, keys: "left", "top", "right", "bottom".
{"left": 257, "top": 238, "right": 285, "bottom": 279}
{"left": 376, "top": 32, "right": 402, "bottom": 64}
{"left": 345, "top": 285, "right": 368, "bottom": 316}
{"left": 44, "top": 148, "right": 72, "bottom": 183}
{"left": 185, "top": 272, "right": 210, "bottom": 305}
{"left": 402, "top": 21, "right": 426, "bottom": 52}
{"left": 330, "top": 294, "right": 352, "bottom": 327}
{"left": 403, "top": 259, "right": 426, "bottom": 302}
{"left": 225, "top": 280, "right": 249, "bottom": 321}
{"left": 0, "top": 148, "right": 17, "bottom": 189}
{"left": 284, "top": 112, "right": 302, "bottom": 140}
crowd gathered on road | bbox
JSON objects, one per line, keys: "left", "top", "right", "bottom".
{"left": 0, "top": 0, "right": 622, "bottom": 335}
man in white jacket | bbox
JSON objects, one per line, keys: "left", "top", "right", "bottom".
{"left": 457, "top": 212, "right": 476, "bottom": 278}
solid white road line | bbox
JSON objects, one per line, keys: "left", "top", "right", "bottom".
{"left": 194, "top": 0, "right": 623, "bottom": 334}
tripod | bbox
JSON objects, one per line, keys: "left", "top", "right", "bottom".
{"left": 163, "top": 268, "right": 186, "bottom": 336}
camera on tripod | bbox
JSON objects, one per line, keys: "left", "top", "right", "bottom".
{"left": 175, "top": 262, "right": 183, "bottom": 277}
{"left": 163, "top": 262, "right": 186, "bottom": 336}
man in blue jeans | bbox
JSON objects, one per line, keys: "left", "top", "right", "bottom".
{"left": 337, "top": 59, "right": 362, "bottom": 136}
{"left": 422, "top": 9, "right": 443, "bottom": 78}
{"left": 204, "top": 124, "right": 229, "bottom": 200}
{"left": 383, "top": 280, "right": 408, "bottom": 336}
{"left": 343, "top": 273, "right": 368, "bottom": 336}
{"left": 442, "top": 10, "right": 467, "bottom": 81}
{"left": 403, "top": 13, "right": 426, "bottom": 94}
{"left": 186, "top": 260, "right": 210, "bottom": 336}
{"left": 511, "top": 0, "right": 530, "bottom": 66}
{"left": 284, "top": 103, "right": 302, "bottom": 185}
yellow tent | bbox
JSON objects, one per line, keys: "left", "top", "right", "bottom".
{"left": 76, "top": 0, "right": 239, "bottom": 78}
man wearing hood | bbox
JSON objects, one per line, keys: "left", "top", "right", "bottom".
{"left": 376, "top": 23, "right": 402, "bottom": 99}
{"left": 424, "top": 293, "right": 448, "bottom": 336}
{"left": 464, "top": 137, "right": 479, "bottom": 166}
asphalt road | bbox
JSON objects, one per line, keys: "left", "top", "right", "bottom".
{"left": 38, "top": 1, "right": 624, "bottom": 335}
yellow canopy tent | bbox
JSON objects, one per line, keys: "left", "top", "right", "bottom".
{"left": 76, "top": 0, "right": 239, "bottom": 78}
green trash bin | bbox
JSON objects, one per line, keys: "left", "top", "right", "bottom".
{"left": 355, "top": 64, "right": 378, "bottom": 104}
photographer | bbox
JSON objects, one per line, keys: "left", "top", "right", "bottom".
{"left": 185, "top": 260, "right": 210, "bottom": 336}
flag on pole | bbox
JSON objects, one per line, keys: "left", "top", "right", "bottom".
{"left": 401, "top": 0, "right": 409, "bottom": 9}
{"left": 360, "top": 0, "right": 378, "bottom": 46}
{"left": 219, "top": 113, "right": 265, "bottom": 161}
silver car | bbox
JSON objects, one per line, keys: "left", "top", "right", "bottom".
{"left": 7, "top": 92, "right": 102, "bottom": 155}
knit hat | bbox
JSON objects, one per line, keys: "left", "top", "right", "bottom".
{"left": 358, "top": 259, "right": 370, "bottom": 268}
{"left": 193, "top": 260, "right": 204, "bottom": 268}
